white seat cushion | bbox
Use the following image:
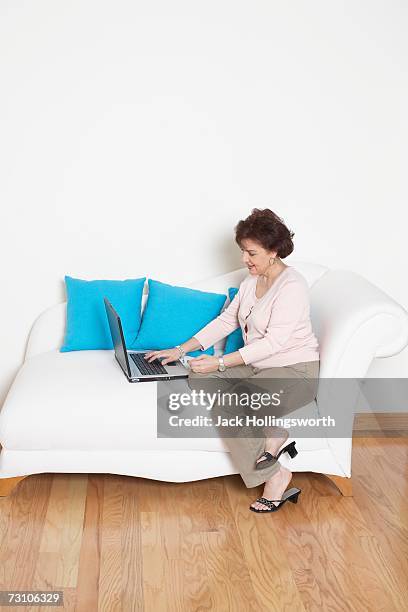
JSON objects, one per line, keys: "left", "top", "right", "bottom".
{"left": 0, "top": 350, "right": 325, "bottom": 453}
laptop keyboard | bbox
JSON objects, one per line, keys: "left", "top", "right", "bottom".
{"left": 130, "top": 352, "right": 168, "bottom": 375}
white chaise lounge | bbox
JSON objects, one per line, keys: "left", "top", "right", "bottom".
{"left": 1, "top": 260, "right": 407, "bottom": 498}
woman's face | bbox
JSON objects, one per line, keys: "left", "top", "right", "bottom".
{"left": 239, "top": 238, "right": 277, "bottom": 275}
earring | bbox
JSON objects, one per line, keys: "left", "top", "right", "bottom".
{"left": 269, "top": 257, "right": 276, "bottom": 266}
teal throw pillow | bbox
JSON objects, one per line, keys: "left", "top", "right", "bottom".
{"left": 223, "top": 287, "right": 245, "bottom": 354}
{"left": 131, "top": 279, "right": 227, "bottom": 356}
{"left": 60, "top": 275, "right": 146, "bottom": 351}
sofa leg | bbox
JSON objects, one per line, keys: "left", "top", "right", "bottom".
{"left": 0, "top": 476, "right": 28, "bottom": 497}
{"left": 324, "top": 474, "right": 353, "bottom": 496}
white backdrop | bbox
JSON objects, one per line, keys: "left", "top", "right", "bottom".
{"left": 0, "top": 0, "right": 407, "bottom": 405}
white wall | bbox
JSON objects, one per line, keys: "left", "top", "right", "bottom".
{"left": 1, "top": 0, "right": 407, "bottom": 405}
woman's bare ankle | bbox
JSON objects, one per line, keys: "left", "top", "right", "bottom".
{"left": 262, "top": 428, "right": 289, "bottom": 456}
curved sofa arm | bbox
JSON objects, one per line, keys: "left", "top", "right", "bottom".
{"left": 24, "top": 302, "right": 67, "bottom": 360}
{"left": 311, "top": 269, "right": 408, "bottom": 379}
{"left": 25, "top": 291, "right": 150, "bottom": 360}
{"left": 310, "top": 271, "right": 408, "bottom": 477}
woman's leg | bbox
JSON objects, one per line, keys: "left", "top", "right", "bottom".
{"left": 188, "top": 367, "right": 285, "bottom": 489}
{"left": 248, "top": 360, "right": 320, "bottom": 510}
{"left": 252, "top": 360, "right": 320, "bottom": 464}
{"left": 189, "top": 361, "right": 320, "bottom": 511}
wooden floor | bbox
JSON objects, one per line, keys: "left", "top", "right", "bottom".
{"left": 0, "top": 437, "right": 407, "bottom": 612}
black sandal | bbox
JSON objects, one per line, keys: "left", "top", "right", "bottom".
{"left": 249, "top": 487, "right": 301, "bottom": 513}
{"left": 255, "top": 441, "right": 298, "bottom": 470}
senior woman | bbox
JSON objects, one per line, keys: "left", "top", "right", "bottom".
{"left": 145, "top": 208, "right": 320, "bottom": 514}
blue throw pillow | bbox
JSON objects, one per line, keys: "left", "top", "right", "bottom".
{"left": 60, "top": 275, "right": 146, "bottom": 351}
{"left": 131, "top": 279, "right": 227, "bottom": 356}
{"left": 223, "top": 287, "right": 245, "bottom": 354}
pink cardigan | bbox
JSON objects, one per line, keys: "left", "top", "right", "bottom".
{"left": 194, "top": 267, "right": 320, "bottom": 369}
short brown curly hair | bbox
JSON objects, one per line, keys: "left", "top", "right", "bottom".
{"left": 235, "top": 208, "right": 295, "bottom": 258}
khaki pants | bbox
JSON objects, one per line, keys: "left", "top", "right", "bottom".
{"left": 188, "top": 360, "right": 320, "bottom": 488}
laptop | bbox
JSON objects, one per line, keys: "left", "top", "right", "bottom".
{"left": 104, "top": 297, "right": 190, "bottom": 383}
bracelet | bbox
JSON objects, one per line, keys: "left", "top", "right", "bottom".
{"left": 175, "top": 345, "right": 186, "bottom": 358}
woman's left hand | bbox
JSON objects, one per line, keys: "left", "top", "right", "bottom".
{"left": 189, "top": 355, "right": 220, "bottom": 373}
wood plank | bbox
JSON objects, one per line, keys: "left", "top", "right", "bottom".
{"left": 351, "top": 439, "right": 408, "bottom": 603}
{"left": 168, "top": 480, "right": 213, "bottom": 610}
{"left": 75, "top": 475, "right": 104, "bottom": 612}
{"left": 121, "top": 476, "right": 144, "bottom": 612}
{"left": 267, "top": 477, "right": 346, "bottom": 612}
{"left": 194, "top": 478, "right": 260, "bottom": 611}
{"left": 225, "top": 474, "right": 306, "bottom": 612}
{"left": 0, "top": 483, "right": 13, "bottom": 587}
{"left": 0, "top": 474, "right": 53, "bottom": 590}
{"left": 98, "top": 475, "right": 124, "bottom": 612}
{"left": 140, "top": 511, "right": 168, "bottom": 611}
{"left": 34, "top": 474, "right": 87, "bottom": 589}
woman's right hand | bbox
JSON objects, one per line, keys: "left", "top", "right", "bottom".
{"left": 144, "top": 348, "right": 182, "bottom": 365}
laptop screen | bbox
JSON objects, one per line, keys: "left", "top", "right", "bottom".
{"left": 104, "top": 298, "right": 132, "bottom": 378}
